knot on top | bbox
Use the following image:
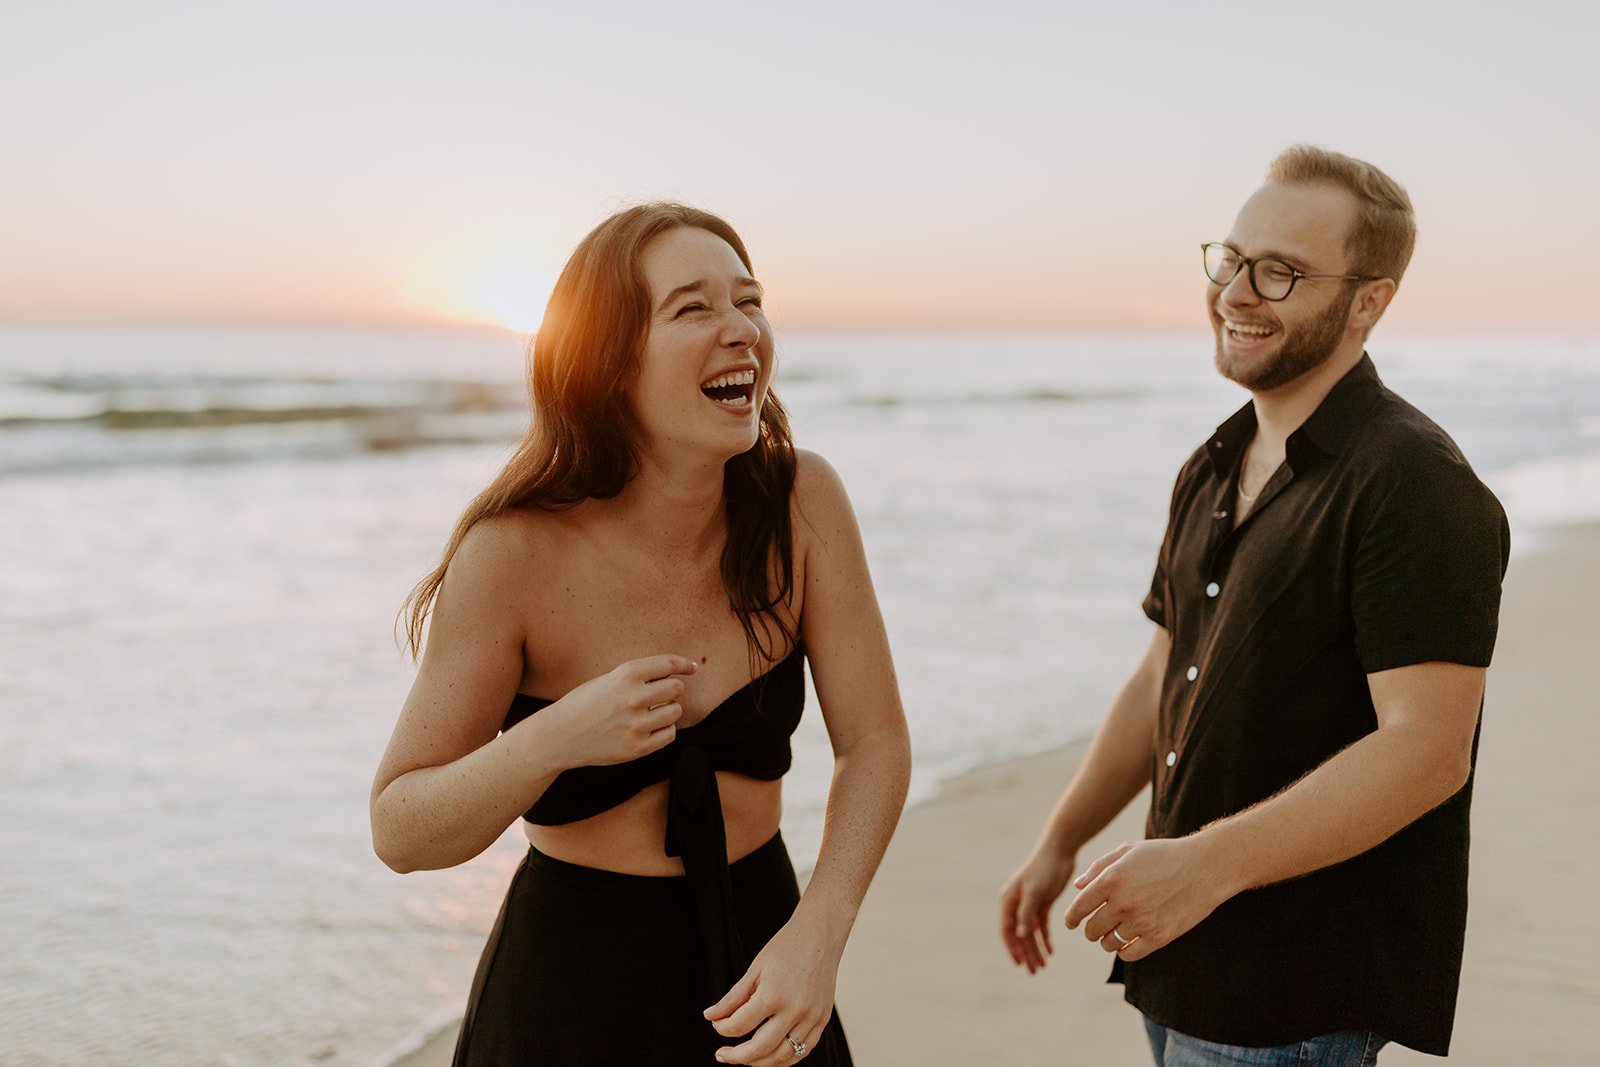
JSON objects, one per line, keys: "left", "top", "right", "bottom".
{"left": 664, "top": 742, "right": 712, "bottom": 859}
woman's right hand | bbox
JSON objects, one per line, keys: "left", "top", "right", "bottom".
{"left": 540, "top": 654, "right": 699, "bottom": 768}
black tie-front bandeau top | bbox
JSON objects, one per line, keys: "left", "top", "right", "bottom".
{"left": 501, "top": 643, "right": 807, "bottom": 996}
{"left": 502, "top": 641, "right": 806, "bottom": 826}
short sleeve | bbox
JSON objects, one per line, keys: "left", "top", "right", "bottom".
{"left": 1142, "top": 471, "right": 1185, "bottom": 627}
{"left": 1352, "top": 457, "right": 1510, "bottom": 674}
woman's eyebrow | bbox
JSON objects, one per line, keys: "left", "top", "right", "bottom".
{"left": 656, "top": 276, "right": 763, "bottom": 312}
{"left": 655, "top": 280, "right": 707, "bottom": 313}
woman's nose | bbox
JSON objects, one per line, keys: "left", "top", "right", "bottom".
{"left": 721, "top": 306, "right": 761, "bottom": 348}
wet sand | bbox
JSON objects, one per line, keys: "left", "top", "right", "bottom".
{"left": 396, "top": 523, "right": 1598, "bottom": 1065}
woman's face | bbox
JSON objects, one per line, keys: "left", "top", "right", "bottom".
{"left": 630, "top": 226, "right": 772, "bottom": 463}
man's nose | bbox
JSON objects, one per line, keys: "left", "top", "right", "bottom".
{"left": 1219, "top": 265, "right": 1260, "bottom": 307}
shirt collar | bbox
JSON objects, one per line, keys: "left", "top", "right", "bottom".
{"left": 1204, "top": 353, "right": 1384, "bottom": 476}
{"left": 1204, "top": 399, "right": 1257, "bottom": 477}
{"left": 1296, "top": 353, "right": 1384, "bottom": 457}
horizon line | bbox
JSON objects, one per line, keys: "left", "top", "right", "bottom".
{"left": 1, "top": 311, "right": 1595, "bottom": 342}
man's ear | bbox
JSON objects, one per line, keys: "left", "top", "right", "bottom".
{"left": 1350, "top": 278, "right": 1398, "bottom": 333}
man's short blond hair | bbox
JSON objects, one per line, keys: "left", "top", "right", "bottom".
{"left": 1267, "top": 145, "right": 1417, "bottom": 285}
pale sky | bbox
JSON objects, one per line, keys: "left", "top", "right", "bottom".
{"left": 3, "top": 0, "right": 1597, "bottom": 333}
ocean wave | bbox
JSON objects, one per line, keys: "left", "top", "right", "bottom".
{"left": 0, "top": 374, "right": 528, "bottom": 475}
{"left": 0, "top": 416, "right": 528, "bottom": 478}
{"left": 844, "top": 385, "right": 1149, "bottom": 408}
{"left": 3, "top": 403, "right": 405, "bottom": 430}
{"left": 2, "top": 372, "right": 520, "bottom": 418}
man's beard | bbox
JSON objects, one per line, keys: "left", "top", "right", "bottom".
{"left": 1214, "top": 284, "right": 1356, "bottom": 391}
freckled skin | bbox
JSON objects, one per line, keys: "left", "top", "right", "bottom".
{"left": 371, "top": 223, "right": 911, "bottom": 1065}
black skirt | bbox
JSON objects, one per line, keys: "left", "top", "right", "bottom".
{"left": 453, "top": 833, "right": 853, "bottom": 1065}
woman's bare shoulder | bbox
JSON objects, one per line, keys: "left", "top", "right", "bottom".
{"left": 441, "top": 506, "right": 574, "bottom": 597}
{"left": 791, "top": 448, "right": 857, "bottom": 538}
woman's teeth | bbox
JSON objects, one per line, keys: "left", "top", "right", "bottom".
{"left": 700, "top": 369, "right": 756, "bottom": 404}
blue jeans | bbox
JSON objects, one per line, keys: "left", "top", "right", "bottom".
{"left": 1144, "top": 1017, "right": 1388, "bottom": 1066}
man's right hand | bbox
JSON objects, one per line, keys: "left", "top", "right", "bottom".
{"left": 999, "top": 848, "right": 1078, "bottom": 974}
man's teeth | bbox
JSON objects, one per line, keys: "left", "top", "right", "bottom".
{"left": 702, "top": 370, "right": 756, "bottom": 390}
{"left": 1226, "top": 322, "right": 1274, "bottom": 337}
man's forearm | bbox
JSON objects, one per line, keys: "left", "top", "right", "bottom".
{"left": 1036, "top": 637, "right": 1164, "bottom": 858}
{"left": 1192, "top": 719, "right": 1471, "bottom": 898}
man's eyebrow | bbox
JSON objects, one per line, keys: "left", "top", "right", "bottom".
{"left": 1261, "top": 249, "right": 1313, "bottom": 269}
{"left": 1225, "top": 241, "right": 1313, "bottom": 269}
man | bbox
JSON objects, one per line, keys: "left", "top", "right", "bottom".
{"left": 999, "top": 146, "right": 1509, "bottom": 1065}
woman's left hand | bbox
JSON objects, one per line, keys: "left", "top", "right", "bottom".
{"left": 704, "top": 916, "right": 842, "bottom": 1065}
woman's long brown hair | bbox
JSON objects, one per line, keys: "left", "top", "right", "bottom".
{"left": 400, "top": 203, "right": 797, "bottom": 663}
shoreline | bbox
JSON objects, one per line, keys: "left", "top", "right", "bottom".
{"left": 390, "top": 520, "right": 1598, "bottom": 1066}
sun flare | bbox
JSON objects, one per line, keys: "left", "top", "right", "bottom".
{"left": 454, "top": 264, "right": 554, "bottom": 334}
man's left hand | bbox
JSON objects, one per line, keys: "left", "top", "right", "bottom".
{"left": 1061, "top": 837, "right": 1233, "bottom": 963}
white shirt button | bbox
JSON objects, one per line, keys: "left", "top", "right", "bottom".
{"left": 1166, "top": 751, "right": 1177, "bottom": 767}
{"left": 1206, "top": 582, "right": 1220, "bottom": 597}
{"left": 1186, "top": 665, "right": 1199, "bottom": 681}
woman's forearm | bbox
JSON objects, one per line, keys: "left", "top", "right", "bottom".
{"left": 791, "top": 723, "right": 912, "bottom": 953}
{"left": 371, "top": 715, "right": 567, "bottom": 873}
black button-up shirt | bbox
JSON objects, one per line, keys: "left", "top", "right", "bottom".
{"left": 1112, "top": 355, "right": 1509, "bottom": 1055}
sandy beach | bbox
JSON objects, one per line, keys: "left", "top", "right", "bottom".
{"left": 396, "top": 522, "right": 1598, "bottom": 1066}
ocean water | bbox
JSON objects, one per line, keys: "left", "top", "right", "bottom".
{"left": 0, "top": 325, "right": 1595, "bottom": 1065}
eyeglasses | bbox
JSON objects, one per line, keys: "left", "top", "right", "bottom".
{"left": 1201, "top": 242, "right": 1379, "bottom": 302}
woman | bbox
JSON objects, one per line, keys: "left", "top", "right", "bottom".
{"left": 370, "top": 203, "right": 910, "bottom": 1066}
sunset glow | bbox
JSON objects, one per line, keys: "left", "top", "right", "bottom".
{"left": 445, "top": 263, "right": 555, "bottom": 335}
{"left": 2, "top": 5, "right": 1595, "bottom": 333}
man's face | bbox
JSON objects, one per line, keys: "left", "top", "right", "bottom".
{"left": 1208, "top": 182, "right": 1362, "bottom": 392}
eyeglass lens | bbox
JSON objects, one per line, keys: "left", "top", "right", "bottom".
{"left": 1203, "top": 245, "right": 1296, "bottom": 301}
